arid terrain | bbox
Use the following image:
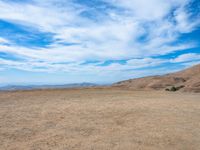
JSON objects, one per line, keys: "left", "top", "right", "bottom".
{"left": 114, "top": 64, "right": 200, "bottom": 92}
{"left": 0, "top": 88, "right": 200, "bottom": 150}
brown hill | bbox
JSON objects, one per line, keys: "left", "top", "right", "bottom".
{"left": 113, "top": 64, "right": 200, "bottom": 92}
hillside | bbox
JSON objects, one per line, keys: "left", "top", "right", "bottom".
{"left": 113, "top": 64, "right": 200, "bottom": 92}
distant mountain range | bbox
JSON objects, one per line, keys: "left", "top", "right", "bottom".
{"left": 0, "top": 83, "right": 98, "bottom": 91}
{"left": 113, "top": 64, "right": 200, "bottom": 93}
{"left": 1, "top": 64, "right": 200, "bottom": 93}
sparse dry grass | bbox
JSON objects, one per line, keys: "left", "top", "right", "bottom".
{"left": 0, "top": 88, "right": 200, "bottom": 150}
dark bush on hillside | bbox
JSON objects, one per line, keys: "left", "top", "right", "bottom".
{"left": 176, "top": 85, "right": 185, "bottom": 90}
{"left": 165, "top": 86, "right": 177, "bottom": 92}
{"left": 165, "top": 85, "right": 185, "bottom": 92}
{"left": 170, "top": 86, "right": 177, "bottom": 91}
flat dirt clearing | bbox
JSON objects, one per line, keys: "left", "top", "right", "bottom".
{"left": 0, "top": 88, "right": 200, "bottom": 150}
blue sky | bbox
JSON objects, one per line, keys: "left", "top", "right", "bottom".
{"left": 0, "top": 0, "right": 200, "bottom": 85}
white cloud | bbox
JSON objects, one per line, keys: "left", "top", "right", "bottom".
{"left": 171, "top": 53, "right": 200, "bottom": 63}
{"left": 104, "top": 0, "right": 190, "bottom": 20}
{"left": 0, "top": 0, "right": 84, "bottom": 31}
{"left": 0, "top": 0, "right": 199, "bottom": 78}
{"left": 0, "top": 37, "right": 9, "bottom": 44}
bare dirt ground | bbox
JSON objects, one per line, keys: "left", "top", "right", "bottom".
{"left": 0, "top": 88, "right": 200, "bottom": 150}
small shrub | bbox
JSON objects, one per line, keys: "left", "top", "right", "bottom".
{"left": 165, "top": 88, "right": 170, "bottom": 91}
{"left": 165, "top": 86, "right": 177, "bottom": 92}
{"left": 170, "top": 86, "right": 177, "bottom": 91}
{"left": 176, "top": 85, "right": 185, "bottom": 90}
{"left": 166, "top": 85, "right": 185, "bottom": 92}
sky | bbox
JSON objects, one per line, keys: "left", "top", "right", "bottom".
{"left": 0, "top": 0, "right": 200, "bottom": 85}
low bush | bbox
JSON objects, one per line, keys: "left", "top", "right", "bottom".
{"left": 165, "top": 85, "right": 185, "bottom": 92}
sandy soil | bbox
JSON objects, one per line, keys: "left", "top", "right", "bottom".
{"left": 0, "top": 88, "right": 200, "bottom": 150}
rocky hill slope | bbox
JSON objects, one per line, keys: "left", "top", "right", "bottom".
{"left": 113, "top": 64, "right": 200, "bottom": 92}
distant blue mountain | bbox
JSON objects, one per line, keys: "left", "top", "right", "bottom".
{"left": 0, "top": 83, "right": 98, "bottom": 91}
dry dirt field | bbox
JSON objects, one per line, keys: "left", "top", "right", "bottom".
{"left": 0, "top": 88, "right": 200, "bottom": 150}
